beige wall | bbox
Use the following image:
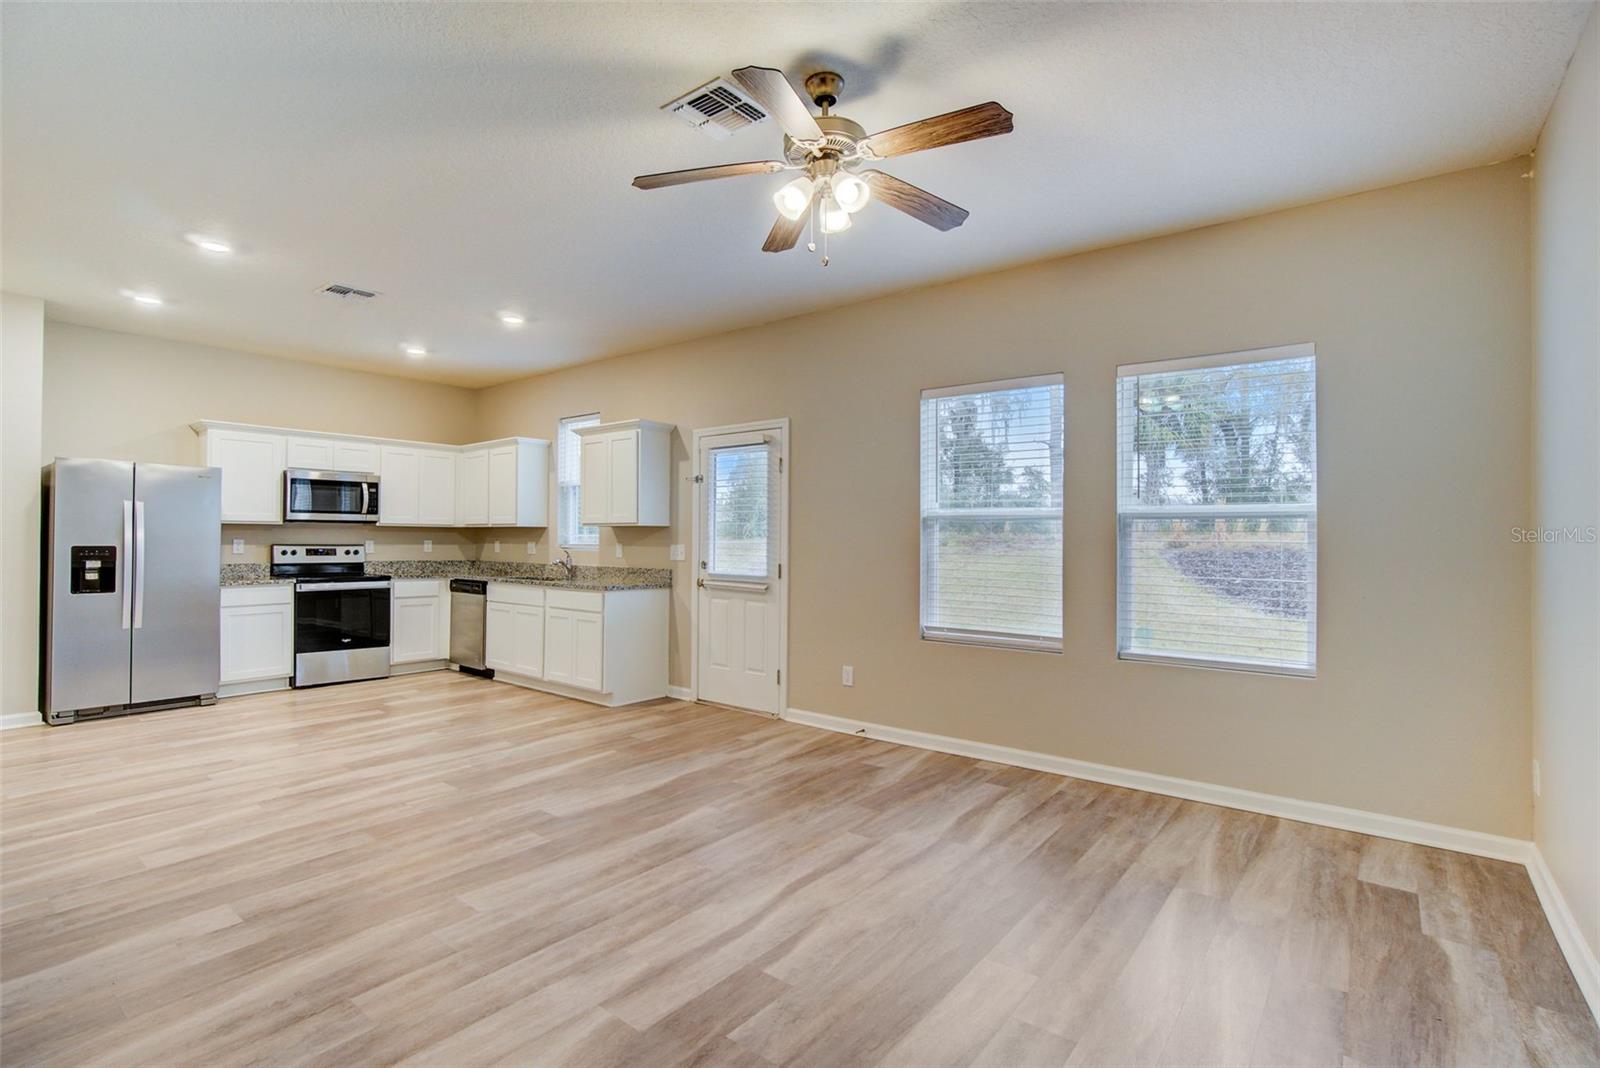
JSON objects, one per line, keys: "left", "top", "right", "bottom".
{"left": 42, "top": 322, "right": 482, "bottom": 465}
{"left": 478, "top": 161, "right": 1535, "bottom": 838}
{"left": 1532, "top": 10, "right": 1599, "bottom": 962}
{"left": 2, "top": 293, "right": 46, "bottom": 723}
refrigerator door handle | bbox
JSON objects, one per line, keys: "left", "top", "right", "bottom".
{"left": 133, "top": 499, "right": 147, "bottom": 629}
{"left": 121, "top": 499, "right": 135, "bottom": 630}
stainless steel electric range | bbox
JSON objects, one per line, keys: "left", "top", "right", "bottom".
{"left": 272, "top": 544, "right": 391, "bottom": 688}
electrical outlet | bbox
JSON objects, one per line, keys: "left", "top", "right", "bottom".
{"left": 1532, "top": 758, "right": 1541, "bottom": 798}
{"left": 842, "top": 665, "right": 854, "bottom": 686}
{"left": 423, "top": 539, "right": 433, "bottom": 553}
{"left": 365, "top": 539, "right": 375, "bottom": 553}
{"left": 493, "top": 540, "right": 501, "bottom": 553}
{"left": 231, "top": 538, "right": 244, "bottom": 555}
{"left": 527, "top": 540, "right": 537, "bottom": 555}
{"left": 669, "top": 544, "right": 686, "bottom": 561}
{"left": 615, "top": 543, "right": 623, "bottom": 559}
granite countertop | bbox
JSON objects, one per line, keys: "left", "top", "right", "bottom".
{"left": 221, "top": 560, "right": 672, "bottom": 592}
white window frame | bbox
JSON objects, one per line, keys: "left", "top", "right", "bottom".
{"left": 920, "top": 372, "right": 1065, "bottom": 654}
{"left": 1115, "top": 342, "right": 1317, "bottom": 678}
{"left": 557, "top": 412, "right": 600, "bottom": 549}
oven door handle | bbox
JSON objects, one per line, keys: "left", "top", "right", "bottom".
{"left": 296, "top": 581, "right": 392, "bottom": 592}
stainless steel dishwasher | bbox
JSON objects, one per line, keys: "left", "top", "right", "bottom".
{"left": 449, "top": 579, "right": 493, "bottom": 678}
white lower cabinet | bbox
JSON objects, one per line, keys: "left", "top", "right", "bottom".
{"left": 391, "top": 580, "right": 449, "bottom": 664}
{"left": 484, "top": 584, "right": 665, "bottom": 706}
{"left": 220, "top": 585, "right": 294, "bottom": 690}
{"left": 485, "top": 587, "right": 544, "bottom": 677}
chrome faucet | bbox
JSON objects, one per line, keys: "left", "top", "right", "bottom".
{"left": 553, "top": 549, "right": 574, "bottom": 581}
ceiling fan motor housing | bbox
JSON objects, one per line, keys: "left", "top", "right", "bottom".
{"left": 784, "top": 115, "right": 868, "bottom": 167}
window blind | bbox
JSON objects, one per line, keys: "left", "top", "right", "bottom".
{"left": 704, "top": 441, "right": 775, "bottom": 579}
{"left": 920, "top": 374, "right": 1064, "bottom": 651}
{"left": 1115, "top": 346, "right": 1317, "bottom": 675}
{"left": 558, "top": 413, "right": 599, "bottom": 548}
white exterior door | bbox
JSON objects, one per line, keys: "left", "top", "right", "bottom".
{"left": 696, "top": 427, "right": 784, "bottom": 714}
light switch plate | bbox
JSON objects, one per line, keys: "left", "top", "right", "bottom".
{"left": 527, "top": 540, "right": 537, "bottom": 555}
{"left": 493, "top": 540, "right": 501, "bottom": 553}
{"left": 423, "top": 539, "right": 433, "bottom": 553}
{"left": 669, "top": 544, "right": 686, "bottom": 561}
{"left": 615, "top": 543, "right": 623, "bottom": 559}
{"left": 842, "top": 665, "right": 854, "bottom": 686}
{"left": 231, "top": 538, "right": 244, "bottom": 555}
{"left": 365, "top": 540, "right": 375, "bottom": 553}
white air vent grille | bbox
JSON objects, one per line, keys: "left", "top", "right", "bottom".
{"left": 320, "top": 283, "right": 378, "bottom": 299}
{"left": 664, "top": 77, "right": 768, "bottom": 141}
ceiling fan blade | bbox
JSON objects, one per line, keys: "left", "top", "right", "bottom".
{"left": 632, "top": 160, "right": 787, "bottom": 190}
{"left": 864, "top": 102, "right": 1013, "bottom": 159}
{"left": 761, "top": 202, "right": 812, "bottom": 253}
{"left": 731, "top": 66, "right": 824, "bottom": 142}
{"left": 862, "top": 171, "right": 969, "bottom": 231}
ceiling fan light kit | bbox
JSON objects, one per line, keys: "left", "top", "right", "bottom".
{"left": 633, "top": 65, "right": 1013, "bottom": 266}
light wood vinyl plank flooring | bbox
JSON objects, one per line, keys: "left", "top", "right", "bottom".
{"left": 1, "top": 672, "right": 1594, "bottom": 1067}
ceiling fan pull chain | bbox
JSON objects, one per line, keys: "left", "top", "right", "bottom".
{"left": 806, "top": 197, "right": 817, "bottom": 254}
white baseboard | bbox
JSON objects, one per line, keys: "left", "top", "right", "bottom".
{"left": 782, "top": 707, "right": 1533, "bottom": 864}
{"left": 667, "top": 685, "right": 694, "bottom": 701}
{"left": 1527, "top": 846, "right": 1600, "bottom": 1023}
{"left": 0, "top": 711, "right": 42, "bottom": 731}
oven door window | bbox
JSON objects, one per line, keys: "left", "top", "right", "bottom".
{"left": 295, "top": 588, "right": 391, "bottom": 652}
{"left": 288, "top": 477, "right": 364, "bottom": 516}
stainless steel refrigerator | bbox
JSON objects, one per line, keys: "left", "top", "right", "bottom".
{"left": 42, "top": 458, "right": 222, "bottom": 725}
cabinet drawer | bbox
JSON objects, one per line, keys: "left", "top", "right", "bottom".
{"left": 393, "top": 579, "right": 443, "bottom": 599}
{"left": 487, "top": 582, "right": 545, "bottom": 607}
{"left": 546, "top": 588, "right": 603, "bottom": 612}
{"left": 221, "top": 584, "right": 293, "bottom": 608}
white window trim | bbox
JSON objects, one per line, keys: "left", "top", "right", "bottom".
{"left": 1114, "top": 345, "right": 1318, "bottom": 678}
{"left": 558, "top": 412, "right": 600, "bottom": 550}
{"left": 919, "top": 372, "right": 1065, "bottom": 654}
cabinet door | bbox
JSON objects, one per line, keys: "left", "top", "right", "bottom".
{"left": 488, "top": 446, "right": 517, "bottom": 526}
{"left": 485, "top": 601, "right": 517, "bottom": 672}
{"left": 458, "top": 449, "right": 489, "bottom": 526}
{"left": 579, "top": 437, "right": 609, "bottom": 526}
{"left": 285, "top": 436, "right": 336, "bottom": 470}
{"left": 207, "top": 429, "right": 285, "bottom": 523}
{"left": 334, "top": 440, "right": 381, "bottom": 474}
{"left": 417, "top": 450, "right": 457, "bottom": 526}
{"left": 219, "top": 602, "right": 293, "bottom": 682}
{"left": 512, "top": 604, "right": 544, "bottom": 677}
{"left": 543, "top": 607, "right": 574, "bottom": 684}
{"left": 571, "top": 610, "right": 604, "bottom": 690}
{"left": 380, "top": 447, "right": 419, "bottom": 525}
{"left": 391, "top": 594, "right": 440, "bottom": 664}
{"left": 606, "top": 431, "right": 638, "bottom": 523}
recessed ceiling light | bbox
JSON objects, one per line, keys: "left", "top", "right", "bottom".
{"left": 185, "top": 233, "right": 232, "bottom": 254}
{"left": 401, "top": 344, "right": 427, "bottom": 358}
{"left": 497, "top": 311, "right": 526, "bottom": 327}
{"left": 121, "top": 289, "right": 164, "bottom": 306}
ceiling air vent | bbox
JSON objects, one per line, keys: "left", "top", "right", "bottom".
{"left": 320, "top": 283, "right": 378, "bottom": 299}
{"left": 663, "top": 77, "right": 768, "bottom": 141}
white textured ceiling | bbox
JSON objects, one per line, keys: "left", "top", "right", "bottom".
{"left": 2, "top": 2, "right": 1591, "bottom": 386}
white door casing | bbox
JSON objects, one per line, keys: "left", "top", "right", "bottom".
{"left": 694, "top": 422, "right": 787, "bottom": 715}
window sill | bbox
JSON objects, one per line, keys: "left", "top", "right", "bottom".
{"left": 921, "top": 630, "right": 1062, "bottom": 655}
{"left": 1118, "top": 650, "right": 1315, "bottom": 678}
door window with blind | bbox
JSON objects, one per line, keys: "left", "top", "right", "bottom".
{"left": 1115, "top": 344, "right": 1317, "bottom": 675}
{"left": 558, "top": 413, "right": 599, "bottom": 548}
{"left": 704, "top": 439, "right": 774, "bottom": 579}
{"left": 920, "top": 374, "right": 1064, "bottom": 651}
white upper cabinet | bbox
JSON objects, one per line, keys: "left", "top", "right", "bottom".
{"left": 284, "top": 435, "right": 336, "bottom": 471}
{"left": 457, "top": 448, "right": 489, "bottom": 526}
{"left": 191, "top": 422, "right": 545, "bottom": 529}
{"left": 379, "top": 446, "right": 421, "bottom": 525}
{"left": 575, "top": 420, "right": 671, "bottom": 526}
{"left": 203, "top": 427, "right": 286, "bottom": 523}
{"left": 461, "top": 440, "right": 548, "bottom": 527}
{"left": 334, "top": 440, "right": 381, "bottom": 474}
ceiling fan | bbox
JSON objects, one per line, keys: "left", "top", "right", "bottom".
{"left": 632, "top": 66, "right": 1013, "bottom": 263}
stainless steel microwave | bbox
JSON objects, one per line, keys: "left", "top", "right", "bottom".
{"left": 283, "top": 469, "right": 380, "bottom": 523}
